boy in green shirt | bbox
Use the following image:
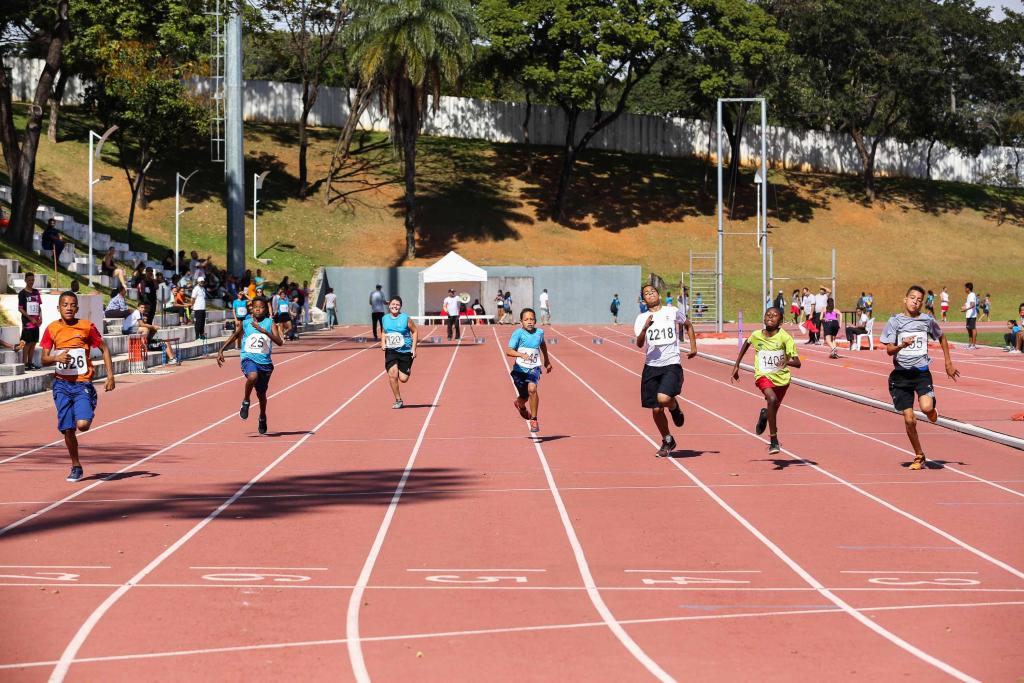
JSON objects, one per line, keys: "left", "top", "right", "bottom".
{"left": 731, "top": 307, "right": 802, "bottom": 454}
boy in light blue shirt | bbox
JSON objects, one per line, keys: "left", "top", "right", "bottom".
{"left": 506, "top": 307, "right": 552, "bottom": 433}
{"left": 217, "top": 297, "right": 283, "bottom": 435}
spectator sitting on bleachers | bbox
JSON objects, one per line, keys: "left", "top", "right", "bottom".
{"left": 138, "top": 267, "right": 158, "bottom": 323}
{"left": 41, "top": 218, "right": 65, "bottom": 263}
{"left": 164, "top": 285, "right": 191, "bottom": 323}
{"left": 105, "top": 285, "right": 130, "bottom": 318}
{"left": 123, "top": 302, "right": 179, "bottom": 365}
{"left": 1005, "top": 302, "right": 1024, "bottom": 354}
{"left": 101, "top": 247, "right": 129, "bottom": 291}
{"left": 161, "top": 250, "right": 175, "bottom": 273}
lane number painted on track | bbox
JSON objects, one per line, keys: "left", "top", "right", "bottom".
{"left": 640, "top": 576, "right": 751, "bottom": 586}
{"left": 866, "top": 576, "right": 981, "bottom": 586}
{"left": 200, "top": 572, "right": 312, "bottom": 583}
{"left": 0, "top": 571, "right": 81, "bottom": 582}
{"left": 424, "top": 574, "right": 530, "bottom": 584}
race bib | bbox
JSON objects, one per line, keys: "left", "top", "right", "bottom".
{"left": 516, "top": 346, "right": 541, "bottom": 368}
{"left": 26, "top": 301, "right": 40, "bottom": 316}
{"left": 243, "top": 333, "right": 269, "bottom": 355}
{"left": 897, "top": 331, "right": 928, "bottom": 359}
{"left": 757, "top": 349, "right": 787, "bottom": 373}
{"left": 645, "top": 321, "right": 677, "bottom": 347}
{"left": 55, "top": 348, "right": 88, "bottom": 376}
{"left": 278, "top": 302, "right": 289, "bottom": 313}
{"left": 384, "top": 332, "right": 406, "bottom": 350}
{"left": 234, "top": 303, "right": 248, "bottom": 316}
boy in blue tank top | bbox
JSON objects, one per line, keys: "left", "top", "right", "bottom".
{"left": 506, "top": 308, "right": 552, "bottom": 433}
{"left": 381, "top": 296, "right": 418, "bottom": 409}
{"left": 217, "top": 297, "right": 284, "bottom": 434}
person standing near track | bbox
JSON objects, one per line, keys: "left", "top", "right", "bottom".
{"left": 17, "top": 272, "right": 42, "bottom": 370}
{"left": 370, "top": 284, "right": 386, "bottom": 340}
{"left": 812, "top": 286, "right": 829, "bottom": 345}
{"left": 880, "top": 285, "right": 960, "bottom": 471}
{"left": 730, "top": 306, "right": 800, "bottom": 455}
{"left": 538, "top": 288, "right": 551, "bottom": 326}
{"left": 610, "top": 293, "right": 621, "bottom": 324}
{"left": 822, "top": 298, "right": 841, "bottom": 358}
{"left": 40, "top": 291, "right": 116, "bottom": 482}
{"left": 324, "top": 287, "right": 338, "bottom": 330}
{"left": 381, "top": 296, "right": 418, "bottom": 409}
{"left": 507, "top": 308, "right": 552, "bottom": 433}
{"left": 190, "top": 276, "right": 207, "bottom": 341}
{"left": 232, "top": 290, "right": 249, "bottom": 349}
{"left": 443, "top": 288, "right": 461, "bottom": 341}
{"left": 924, "top": 290, "right": 936, "bottom": 317}
{"left": 790, "top": 289, "right": 800, "bottom": 325}
{"left": 961, "top": 282, "right": 978, "bottom": 350}
{"left": 635, "top": 284, "right": 697, "bottom": 457}
{"left": 939, "top": 286, "right": 950, "bottom": 322}
{"left": 217, "top": 297, "right": 283, "bottom": 435}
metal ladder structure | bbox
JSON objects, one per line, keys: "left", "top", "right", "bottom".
{"left": 207, "top": 0, "right": 225, "bottom": 163}
{"left": 684, "top": 252, "right": 718, "bottom": 324}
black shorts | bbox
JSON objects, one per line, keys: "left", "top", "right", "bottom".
{"left": 20, "top": 326, "right": 39, "bottom": 344}
{"left": 641, "top": 363, "right": 683, "bottom": 408}
{"left": 276, "top": 312, "right": 292, "bottom": 324}
{"left": 385, "top": 349, "right": 413, "bottom": 376}
{"left": 966, "top": 317, "right": 976, "bottom": 331}
{"left": 823, "top": 320, "right": 840, "bottom": 337}
{"left": 888, "top": 368, "right": 935, "bottom": 412}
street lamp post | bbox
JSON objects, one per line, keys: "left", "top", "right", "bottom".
{"left": 175, "top": 170, "right": 199, "bottom": 277}
{"left": 88, "top": 125, "right": 117, "bottom": 286}
{"left": 253, "top": 171, "right": 269, "bottom": 263}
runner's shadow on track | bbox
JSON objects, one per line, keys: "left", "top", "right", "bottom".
{"left": 397, "top": 404, "right": 435, "bottom": 409}
{"left": 85, "top": 471, "right": 161, "bottom": 482}
{"left": 257, "top": 431, "right": 315, "bottom": 438}
{"left": 666, "top": 449, "right": 719, "bottom": 459}
{"left": 753, "top": 458, "right": 818, "bottom": 470}
{"left": 531, "top": 435, "right": 569, "bottom": 443}
{"left": 899, "top": 459, "right": 966, "bottom": 470}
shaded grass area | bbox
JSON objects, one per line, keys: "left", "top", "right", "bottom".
{"left": 2, "top": 103, "right": 1022, "bottom": 321}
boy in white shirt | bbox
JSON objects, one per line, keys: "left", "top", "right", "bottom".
{"left": 960, "top": 282, "right": 978, "bottom": 349}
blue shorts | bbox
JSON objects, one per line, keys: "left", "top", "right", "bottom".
{"left": 241, "top": 359, "right": 274, "bottom": 395}
{"left": 511, "top": 365, "right": 542, "bottom": 399}
{"left": 52, "top": 379, "right": 97, "bottom": 432}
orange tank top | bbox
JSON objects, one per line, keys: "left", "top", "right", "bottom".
{"left": 41, "top": 319, "right": 103, "bottom": 382}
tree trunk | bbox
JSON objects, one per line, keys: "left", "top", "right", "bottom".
{"left": 124, "top": 153, "right": 148, "bottom": 248}
{"left": 849, "top": 128, "right": 876, "bottom": 202}
{"left": 403, "top": 130, "right": 417, "bottom": 260}
{"left": 323, "top": 84, "right": 371, "bottom": 205}
{"left": 522, "top": 92, "right": 533, "bottom": 175}
{"left": 553, "top": 108, "right": 579, "bottom": 222}
{"left": 925, "top": 139, "right": 936, "bottom": 180}
{"left": 47, "top": 70, "right": 69, "bottom": 143}
{"left": 722, "top": 104, "right": 749, "bottom": 216}
{"left": 298, "top": 79, "right": 318, "bottom": 199}
{"left": 0, "top": 0, "right": 69, "bottom": 248}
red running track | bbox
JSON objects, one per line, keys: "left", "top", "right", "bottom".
{"left": 0, "top": 324, "right": 1021, "bottom": 681}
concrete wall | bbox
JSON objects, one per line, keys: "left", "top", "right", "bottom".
{"left": 11, "top": 57, "right": 1020, "bottom": 187}
{"left": 320, "top": 265, "right": 641, "bottom": 325}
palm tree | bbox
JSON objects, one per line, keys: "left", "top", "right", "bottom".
{"left": 348, "top": 0, "right": 475, "bottom": 259}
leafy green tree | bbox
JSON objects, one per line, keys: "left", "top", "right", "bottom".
{"left": 85, "top": 42, "right": 207, "bottom": 246}
{"left": 481, "top": 0, "right": 685, "bottom": 221}
{"left": 0, "top": 0, "right": 70, "bottom": 248}
{"left": 347, "top": 0, "right": 476, "bottom": 259}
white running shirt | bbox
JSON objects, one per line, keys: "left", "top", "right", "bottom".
{"left": 443, "top": 296, "right": 460, "bottom": 316}
{"left": 324, "top": 292, "right": 336, "bottom": 309}
{"left": 634, "top": 305, "right": 687, "bottom": 367}
{"left": 191, "top": 284, "right": 207, "bottom": 311}
{"left": 965, "top": 292, "right": 977, "bottom": 318}
{"left": 539, "top": 291, "right": 549, "bottom": 310}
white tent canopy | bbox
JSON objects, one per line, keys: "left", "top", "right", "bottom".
{"left": 417, "top": 251, "right": 487, "bottom": 316}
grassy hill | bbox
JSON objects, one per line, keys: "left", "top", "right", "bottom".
{"left": 2, "top": 103, "right": 1022, "bottom": 321}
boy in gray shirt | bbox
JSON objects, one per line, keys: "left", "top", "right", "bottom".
{"left": 880, "top": 285, "right": 960, "bottom": 470}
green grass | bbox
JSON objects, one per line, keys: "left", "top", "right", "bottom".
{"left": 944, "top": 331, "right": 1013, "bottom": 348}
{"left": 2, "top": 102, "right": 1022, "bottom": 322}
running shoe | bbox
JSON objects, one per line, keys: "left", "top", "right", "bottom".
{"left": 258, "top": 415, "right": 268, "bottom": 435}
{"left": 514, "top": 400, "right": 531, "bottom": 420}
{"left": 656, "top": 435, "right": 676, "bottom": 458}
{"left": 239, "top": 400, "right": 250, "bottom": 420}
{"left": 829, "top": 349, "right": 839, "bottom": 359}
{"left": 392, "top": 399, "right": 404, "bottom": 409}
{"left": 768, "top": 437, "right": 781, "bottom": 455}
{"left": 909, "top": 453, "right": 926, "bottom": 470}
{"left": 66, "top": 465, "right": 84, "bottom": 483}
{"left": 1010, "top": 349, "right": 1022, "bottom": 355}
{"left": 755, "top": 408, "right": 769, "bottom": 435}
{"left": 529, "top": 418, "right": 539, "bottom": 433}
{"left": 925, "top": 407, "right": 938, "bottom": 424}
{"left": 670, "top": 406, "right": 685, "bottom": 428}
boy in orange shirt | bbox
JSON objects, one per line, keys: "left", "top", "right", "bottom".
{"left": 40, "top": 291, "right": 116, "bottom": 482}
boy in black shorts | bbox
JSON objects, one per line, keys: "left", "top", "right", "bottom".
{"left": 880, "top": 285, "right": 960, "bottom": 470}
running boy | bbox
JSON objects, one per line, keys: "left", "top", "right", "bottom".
{"left": 232, "top": 290, "right": 249, "bottom": 349}
{"left": 39, "top": 291, "right": 116, "bottom": 482}
{"left": 217, "top": 297, "right": 283, "bottom": 435}
{"left": 635, "top": 284, "right": 697, "bottom": 457}
{"left": 506, "top": 308, "right": 552, "bottom": 433}
{"left": 880, "top": 285, "right": 960, "bottom": 470}
{"left": 730, "top": 307, "right": 801, "bottom": 454}
{"left": 381, "top": 296, "right": 418, "bottom": 409}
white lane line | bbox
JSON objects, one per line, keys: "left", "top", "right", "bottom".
{"left": 492, "top": 327, "right": 675, "bottom": 683}
{"left": 556, "top": 333, "right": 982, "bottom": 683}
{"left": 624, "top": 570, "right": 761, "bottom": 573}
{"left": 0, "top": 565, "right": 110, "bottom": 569}
{"left": 573, "top": 331, "right": 1024, "bottom": 581}
{"left": 0, "top": 330, "right": 369, "bottom": 466}
{"left": 46, "top": 369, "right": 386, "bottom": 683}
{"left": 840, "top": 571, "right": 979, "bottom": 574}
{"left": 346, "top": 341, "right": 462, "bottom": 683}
{"left": 597, "top": 327, "right": 1024, "bottom": 499}
{"left": 406, "top": 568, "right": 546, "bottom": 572}
{"left": 0, "top": 341, "right": 379, "bottom": 539}
{"left": 8, "top": 600, "right": 1022, "bottom": 671}
{"left": 189, "top": 566, "right": 328, "bottom": 571}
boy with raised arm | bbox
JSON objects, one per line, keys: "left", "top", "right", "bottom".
{"left": 880, "top": 286, "right": 960, "bottom": 470}
{"left": 217, "top": 297, "right": 284, "bottom": 435}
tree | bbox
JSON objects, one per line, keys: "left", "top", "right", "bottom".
{"left": 251, "top": 0, "right": 349, "bottom": 198}
{"left": 481, "top": 0, "right": 685, "bottom": 221}
{"left": 85, "top": 42, "right": 206, "bottom": 246}
{"left": 0, "top": 0, "right": 70, "bottom": 249}
{"left": 347, "top": 0, "right": 476, "bottom": 259}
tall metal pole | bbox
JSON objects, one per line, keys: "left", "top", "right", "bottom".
{"left": 716, "top": 99, "right": 724, "bottom": 333}
{"left": 224, "top": 7, "right": 245, "bottom": 276}
{"left": 253, "top": 173, "right": 258, "bottom": 260}
{"left": 175, "top": 170, "right": 198, "bottom": 278}
{"left": 760, "top": 99, "right": 768, "bottom": 316}
{"left": 831, "top": 248, "right": 837, "bottom": 303}
{"left": 88, "top": 132, "right": 94, "bottom": 287}
{"left": 768, "top": 247, "right": 774, "bottom": 299}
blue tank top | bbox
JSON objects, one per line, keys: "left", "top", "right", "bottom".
{"left": 233, "top": 299, "right": 249, "bottom": 318}
{"left": 240, "top": 317, "right": 274, "bottom": 365}
{"left": 381, "top": 312, "right": 412, "bottom": 353}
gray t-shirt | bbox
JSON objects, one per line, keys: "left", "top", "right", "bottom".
{"left": 370, "top": 290, "right": 386, "bottom": 313}
{"left": 880, "top": 313, "right": 943, "bottom": 370}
